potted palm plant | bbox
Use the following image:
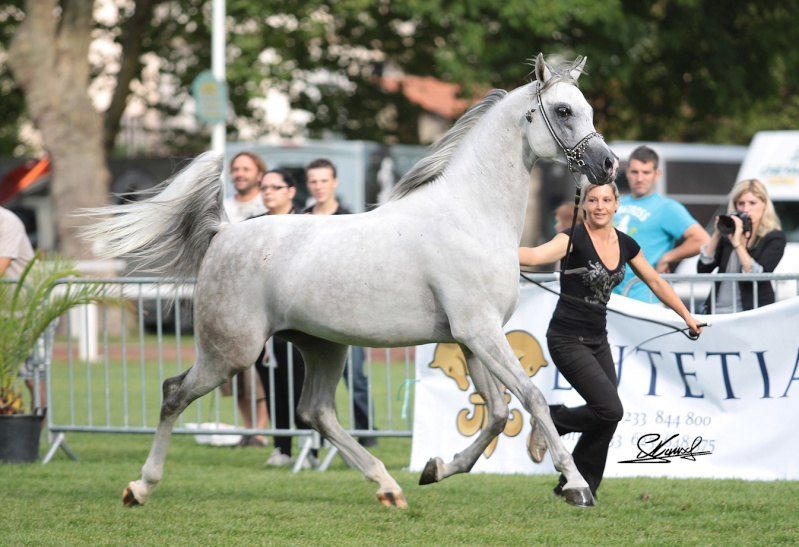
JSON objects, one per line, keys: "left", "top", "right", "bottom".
{"left": 0, "top": 253, "right": 109, "bottom": 463}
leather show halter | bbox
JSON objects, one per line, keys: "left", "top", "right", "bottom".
{"left": 525, "top": 84, "right": 605, "bottom": 173}
{"left": 525, "top": 82, "right": 606, "bottom": 271}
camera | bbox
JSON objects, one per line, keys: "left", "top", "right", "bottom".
{"left": 718, "top": 210, "right": 752, "bottom": 235}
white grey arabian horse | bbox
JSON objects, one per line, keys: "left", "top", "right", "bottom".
{"left": 81, "top": 54, "right": 617, "bottom": 509}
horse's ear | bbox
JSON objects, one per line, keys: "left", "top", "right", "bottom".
{"left": 534, "top": 53, "right": 552, "bottom": 83}
{"left": 570, "top": 56, "right": 587, "bottom": 81}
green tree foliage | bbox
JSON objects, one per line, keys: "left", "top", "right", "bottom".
{"left": 345, "top": 0, "right": 799, "bottom": 144}
{"left": 0, "top": 1, "right": 27, "bottom": 155}
{"left": 585, "top": 0, "right": 799, "bottom": 143}
{"left": 2, "top": 0, "right": 798, "bottom": 155}
{"left": 199, "top": 0, "right": 430, "bottom": 142}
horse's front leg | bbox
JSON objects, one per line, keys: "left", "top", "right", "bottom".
{"left": 420, "top": 345, "right": 509, "bottom": 485}
{"left": 457, "top": 325, "right": 594, "bottom": 507}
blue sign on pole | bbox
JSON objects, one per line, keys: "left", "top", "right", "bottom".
{"left": 191, "top": 70, "right": 228, "bottom": 124}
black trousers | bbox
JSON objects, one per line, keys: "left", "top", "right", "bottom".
{"left": 546, "top": 332, "right": 623, "bottom": 496}
{"left": 257, "top": 337, "right": 309, "bottom": 457}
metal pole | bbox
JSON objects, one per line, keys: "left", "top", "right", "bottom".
{"left": 211, "top": 0, "right": 226, "bottom": 157}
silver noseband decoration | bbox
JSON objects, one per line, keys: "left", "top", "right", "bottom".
{"left": 526, "top": 87, "right": 604, "bottom": 173}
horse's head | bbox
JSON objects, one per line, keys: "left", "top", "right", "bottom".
{"left": 525, "top": 54, "right": 617, "bottom": 185}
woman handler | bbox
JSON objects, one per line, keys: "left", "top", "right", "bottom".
{"left": 519, "top": 180, "right": 704, "bottom": 498}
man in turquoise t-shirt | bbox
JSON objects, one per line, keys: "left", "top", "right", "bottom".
{"left": 613, "top": 146, "right": 709, "bottom": 302}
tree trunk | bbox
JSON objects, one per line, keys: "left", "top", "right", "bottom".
{"left": 8, "top": 0, "right": 109, "bottom": 259}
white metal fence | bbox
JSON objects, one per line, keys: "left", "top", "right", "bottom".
{"left": 621, "top": 271, "right": 799, "bottom": 313}
{"left": 35, "top": 278, "right": 415, "bottom": 468}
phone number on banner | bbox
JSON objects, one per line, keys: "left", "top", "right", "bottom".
{"left": 559, "top": 411, "right": 717, "bottom": 454}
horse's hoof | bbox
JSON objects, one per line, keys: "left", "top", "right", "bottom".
{"left": 562, "top": 487, "right": 595, "bottom": 507}
{"left": 377, "top": 491, "right": 409, "bottom": 508}
{"left": 122, "top": 484, "right": 141, "bottom": 507}
{"left": 419, "top": 457, "right": 444, "bottom": 485}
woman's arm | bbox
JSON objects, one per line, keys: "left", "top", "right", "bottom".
{"left": 519, "top": 233, "right": 570, "bottom": 268}
{"left": 628, "top": 250, "right": 704, "bottom": 335}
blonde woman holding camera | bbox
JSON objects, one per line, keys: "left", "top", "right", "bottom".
{"left": 698, "top": 178, "right": 786, "bottom": 313}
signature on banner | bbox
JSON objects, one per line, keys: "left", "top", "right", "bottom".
{"left": 618, "top": 433, "right": 714, "bottom": 463}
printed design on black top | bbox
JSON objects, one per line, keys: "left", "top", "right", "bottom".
{"left": 581, "top": 261, "right": 626, "bottom": 304}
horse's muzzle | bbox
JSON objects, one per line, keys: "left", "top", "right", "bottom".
{"left": 585, "top": 148, "right": 618, "bottom": 185}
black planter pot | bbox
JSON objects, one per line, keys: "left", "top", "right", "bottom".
{"left": 0, "top": 410, "right": 45, "bottom": 464}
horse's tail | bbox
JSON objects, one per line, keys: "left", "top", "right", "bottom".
{"left": 78, "top": 152, "right": 226, "bottom": 279}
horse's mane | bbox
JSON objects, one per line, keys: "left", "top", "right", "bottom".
{"left": 387, "top": 57, "right": 585, "bottom": 202}
{"left": 388, "top": 89, "right": 508, "bottom": 201}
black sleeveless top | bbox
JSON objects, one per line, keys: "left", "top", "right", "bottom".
{"left": 548, "top": 224, "right": 641, "bottom": 338}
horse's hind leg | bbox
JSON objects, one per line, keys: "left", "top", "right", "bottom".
{"left": 420, "top": 345, "right": 509, "bottom": 485}
{"left": 122, "top": 353, "right": 231, "bottom": 506}
{"left": 291, "top": 335, "right": 407, "bottom": 508}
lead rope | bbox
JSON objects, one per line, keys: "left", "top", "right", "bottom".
{"left": 519, "top": 271, "right": 709, "bottom": 343}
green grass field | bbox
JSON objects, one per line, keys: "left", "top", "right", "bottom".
{"left": 5, "top": 336, "right": 799, "bottom": 545}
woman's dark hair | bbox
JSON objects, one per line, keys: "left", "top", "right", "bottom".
{"left": 265, "top": 168, "right": 296, "bottom": 187}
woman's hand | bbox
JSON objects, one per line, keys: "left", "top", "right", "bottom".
{"left": 685, "top": 316, "right": 704, "bottom": 338}
{"left": 728, "top": 214, "right": 744, "bottom": 248}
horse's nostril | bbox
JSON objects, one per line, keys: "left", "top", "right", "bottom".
{"left": 604, "top": 157, "right": 614, "bottom": 172}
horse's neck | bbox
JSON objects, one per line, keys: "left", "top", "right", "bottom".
{"left": 438, "top": 88, "right": 535, "bottom": 243}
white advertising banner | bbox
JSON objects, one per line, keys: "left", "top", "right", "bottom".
{"left": 410, "top": 282, "right": 799, "bottom": 480}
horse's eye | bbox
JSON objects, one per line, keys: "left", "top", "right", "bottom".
{"left": 556, "top": 106, "right": 571, "bottom": 117}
